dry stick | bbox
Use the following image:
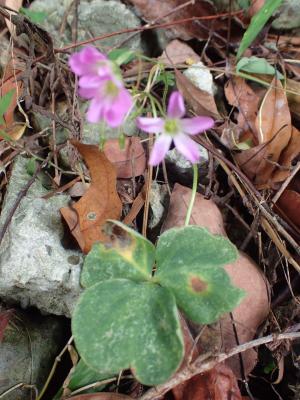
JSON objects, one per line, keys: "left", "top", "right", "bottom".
{"left": 0, "top": 156, "right": 50, "bottom": 246}
{"left": 139, "top": 330, "right": 300, "bottom": 400}
{"left": 55, "top": 10, "right": 243, "bottom": 53}
{"left": 36, "top": 336, "right": 73, "bottom": 400}
{"left": 272, "top": 161, "right": 300, "bottom": 204}
{"left": 142, "top": 134, "right": 153, "bottom": 237}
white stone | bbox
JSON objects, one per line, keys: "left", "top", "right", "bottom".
{"left": 0, "top": 157, "right": 82, "bottom": 317}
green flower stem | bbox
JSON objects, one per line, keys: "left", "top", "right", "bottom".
{"left": 185, "top": 163, "right": 198, "bottom": 226}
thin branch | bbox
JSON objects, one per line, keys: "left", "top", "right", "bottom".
{"left": 140, "top": 330, "right": 300, "bottom": 400}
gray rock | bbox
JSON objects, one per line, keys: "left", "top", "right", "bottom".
{"left": 165, "top": 145, "right": 209, "bottom": 185}
{"left": 0, "top": 35, "right": 10, "bottom": 71}
{"left": 0, "top": 309, "right": 66, "bottom": 400}
{"left": 30, "top": 0, "right": 142, "bottom": 50}
{"left": 272, "top": 0, "right": 300, "bottom": 30}
{"left": 82, "top": 108, "right": 138, "bottom": 145}
{"left": 149, "top": 182, "right": 168, "bottom": 230}
{"left": 0, "top": 156, "right": 82, "bottom": 317}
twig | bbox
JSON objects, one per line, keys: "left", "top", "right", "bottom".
{"left": 37, "top": 336, "right": 73, "bottom": 400}
{"left": 55, "top": 10, "right": 243, "bottom": 53}
{"left": 195, "top": 137, "right": 300, "bottom": 261}
{"left": 0, "top": 156, "right": 50, "bottom": 246}
{"left": 272, "top": 161, "right": 300, "bottom": 204}
{"left": 139, "top": 330, "right": 300, "bottom": 400}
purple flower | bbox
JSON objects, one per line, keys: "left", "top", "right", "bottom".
{"left": 69, "top": 46, "right": 133, "bottom": 128}
{"left": 136, "top": 92, "right": 214, "bottom": 166}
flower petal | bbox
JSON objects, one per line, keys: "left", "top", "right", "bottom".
{"left": 181, "top": 117, "right": 214, "bottom": 135}
{"left": 86, "top": 97, "right": 105, "bottom": 123}
{"left": 167, "top": 91, "right": 185, "bottom": 119}
{"left": 136, "top": 117, "right": 164, "bottom": 134}
{"left": 104, "top": 87, "right": 133, "bottom": 127}
{"left": 174, "top": 134, "right": 200, "bottom": 163}
{"left": 149, "top": 134, "right": 172, "bottom": 166}
{"left": 69, "top": 46, "right": 107, "bottom": 76}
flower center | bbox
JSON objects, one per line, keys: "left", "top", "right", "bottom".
{"left": 164, "top": 119, "right": 180, "bottom": 136}
{"left": 105, "top": 80, "right": 119, "bottom": 98}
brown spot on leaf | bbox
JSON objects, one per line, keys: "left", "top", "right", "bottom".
{"left": 190, "top": 276, "right": 207, "bottom": 293}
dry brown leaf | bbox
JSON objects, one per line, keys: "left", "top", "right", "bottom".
{"left": 103, "top": 137, "right": 146, "bottom": 179}
{"left": 60, "top": 140, "right": 122, "bottom": 254}
{"left": 128, "top": 0, "right": 218, "bottom": 41}
{"left": 224, "top": 77, "right": 260, "bottom": 133}
{"left": 169, "top": 315, "right": 242, "bottom": 400}
{"left": 277, "top": 190, "right": 300, "bottom": 230}
{"left": 158, "top": 39, "right": 201, "bottom": 66}
{"left": 272, "top": 127, "right": 300, "bottom": 183}
{"left": 68, "top": 394, "right": 131, "bottom": 400}
{"left": 235, "top": 77, "right": 292, "bottom": 186}
{"left": 0, "top": 0, "right": 23, "bottom": 33}
{"left": 172, "top": 363, "right": 242, "bottom": 400}
{"left": 162, "top": 183, "right": 270, "bottom": 378}
{"left": 175, "top": 69, "right": 220, "bottom": 118}
{"left": 249, "top": 0, "right": 265, "bottom": 16}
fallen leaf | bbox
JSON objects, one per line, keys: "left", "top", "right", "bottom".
{"left": 235, "top": 77, "right": 292, "bottom": 186}
{"left": 170, "top": 315, "right": 242, "bottom": 400}
{"left": 224, "top": 77, "right": 260, "bottom": 133}
{"left": 0, "top": 0, "right": 23, "bottom": 33}
{"left": 175, "top": 69, "right": 220, "bottom": 118}
{"left": 272, "top": 127, "right": 300, "bottom": 183}
{"left": 103, "top": 137, "right": 146, "bottom": 178}
{"left": 158, "top": 39, "right": 201, "bottom": 66}
{"left": 68, "top": 394, "right": 131, "bottom": 400}
{"left": 128, "top": 0, "right": 218, "bottom": 41}
{"left": 172, "top": 363, "right": 242, "bottom": 400}
{"left": 277, "top": 190, "right": 300, "bottom": 230}
{"left": 162, "top": 183, "right": 270, "bottom": 377}
{"left": 60, "top": 140, "right": 122, "bottom": 254}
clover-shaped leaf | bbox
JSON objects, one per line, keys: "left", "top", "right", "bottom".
{"left": 155, "top": 226, "right": 244, "bottom": 324}
{"left": 72, "top": 279, "right": 183, "bottom": 386}
{"left": 81, "top": 221, "right": 155, "bottom": 287}
{"left": 73, "top": 223, "right": 244, "bottom": 386}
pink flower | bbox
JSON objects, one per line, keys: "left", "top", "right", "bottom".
{"left": 136, "top": 92, "right": 214, "bottom": 166}
{"left": 69, "top": 46, "right": 133, "bottom": 128}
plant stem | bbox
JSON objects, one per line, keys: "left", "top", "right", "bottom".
{"left": 185, "top": 163, "right": 198, "bottom": 226}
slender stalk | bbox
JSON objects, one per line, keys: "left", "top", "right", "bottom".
{"left": 185, "top": 164, "right": 198, "bottom": 226}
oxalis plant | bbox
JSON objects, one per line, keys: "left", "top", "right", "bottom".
{"left": 68, "top": 45, "right": 245, "bottom": 388}
{"left": 72, "top": 220, "right": 244, "bottom": 386}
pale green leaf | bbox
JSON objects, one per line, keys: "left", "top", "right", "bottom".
{"left": 236, "top": 56, "right": 284, "bottom": 79}
{"left": 81, "top": 221, "right": 155, "bottom": 287}
{"left": 108, "top": 48, "right": 136, "bottom": 66}
{"left": 155, "top": 226, "right": 244, "bottom": 324}
{"left": 0, "top": 90, "right": 15, "bottom": 125}
{"left": 72, "top": 279, "right": 183, "bottom": 386}
{"left": 20, "top": 7, "right": 47, "bottom": 24}
{"left": 236, "top": 0, "right": 283, "bottom": 60}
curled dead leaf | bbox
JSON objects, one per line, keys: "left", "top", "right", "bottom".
{"left": 224, "top": 77, "right": 259, "bottom": 133}
{"left": 60, "top": 140, "right": 122, "bottom": 254}
{"left": 235, "top": 78, "right": 292, "bottom": 187}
